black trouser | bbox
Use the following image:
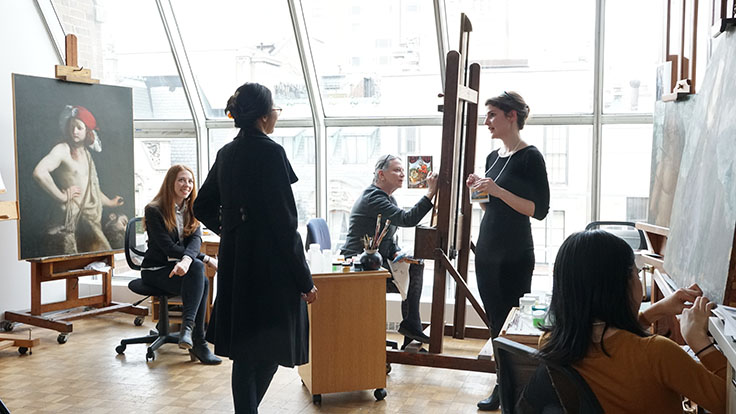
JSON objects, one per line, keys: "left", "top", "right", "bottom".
{"left": 141, "top": 259, "right": 209, "bottom": 338}
{"left": 387, "top": 262, "right": 424, "bottom": 333}
{"left": 231, "top": 359, "right": 279, "bottom": 413}
{"left": 475, "top": 250, "right": 534, "bottom": 338}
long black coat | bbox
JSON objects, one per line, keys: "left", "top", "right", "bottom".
{"left": 193, "top": 127, "right": 314, "bottom": 366}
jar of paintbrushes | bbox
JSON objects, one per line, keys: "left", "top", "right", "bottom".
{"left": 358, "top": 214, "right": 391, "bottom": 271}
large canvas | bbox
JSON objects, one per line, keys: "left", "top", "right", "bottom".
{"left": 13, "top": 74, "right": 134, "bottom": 261}
{"left": 648, "top": 97, "right": 691, "bottom": 228}
{"left": 664, "top": 31, "right": 736, "bottom": 305}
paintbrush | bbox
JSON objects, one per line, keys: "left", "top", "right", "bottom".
{"left": 372, "top": 214, "right": 382, "bottom": 249}
{"left": 374, "top": 219, "right": 392, "bottom": 247}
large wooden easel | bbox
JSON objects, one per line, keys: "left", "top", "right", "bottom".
{"left": 3, "top": 35, "right": 146, "bottom": 344}
{"left": 386, "top": 14, "right": 493, "bottom": 373}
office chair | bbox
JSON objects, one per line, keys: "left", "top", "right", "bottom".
{"left": 492, "top": 337, "right": 544, "bottom": 414}
{"left": 0, "top": 397, "right": 9, "bottom": 414}
{"left": 494, "top": 337, "right": 603, "bottom": 414}
{"left": 546, "top": 362, "right": 604, "bottom": 413}
{"left": 305, "top": 218, "right": 332, "bottom": 251}
{"left": 584, "top": 221, "right": 647, "bottom": 251}
{"left": 114, "top": 217, "right": 179, "bottom": 361}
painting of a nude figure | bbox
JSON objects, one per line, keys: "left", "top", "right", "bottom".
{"left": 13, "top": 74, "right": 133, "bottom": 260}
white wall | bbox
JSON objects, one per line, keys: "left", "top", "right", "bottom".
{"left": 0, "top": 1, "right": 64, "bottom": 317}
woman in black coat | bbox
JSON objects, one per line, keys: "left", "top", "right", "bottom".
{"left": 141, "top": 164, "right": 220, "bottom": 364}
{"left": 193, "top": 82, "right": 317, "bottom": 413}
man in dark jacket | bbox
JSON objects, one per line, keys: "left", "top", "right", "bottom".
{"left": 341, "top": 154, "right": 437, "bottom": 346}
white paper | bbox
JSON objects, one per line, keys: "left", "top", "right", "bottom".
{"left": 84, "top": 261, "right": 111, "bottom": 273}
{"left": 388, "top": 260, "right": 410, "bottom": 301}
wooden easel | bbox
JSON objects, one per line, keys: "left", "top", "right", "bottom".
{"left": 386, "top": 14, "right": 494, "bottom": 373}
{"left": 3, "top": 34, "right": 146, "bottom": 343}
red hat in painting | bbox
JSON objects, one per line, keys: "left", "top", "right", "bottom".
{"left": 73, "top": 106, "right": 97, "bottom": 131}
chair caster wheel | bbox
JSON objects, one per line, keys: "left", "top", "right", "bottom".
{"left": 146, "top": 348, "right": 155, "bottom": 361}
{"left": 312, "top": 394, "right": 321, "bottom": 405}
{"left": 386, "top": 363, "right": 392, "bottom": 374}
{"left": 18, "top": 347, "right": 29, "bottom": 355}
{"left": 374, "top": 388, "right": 387, "bottom": 401}
{"left": 57, "top": 333, "right": 69, "bottom": 344}
{"left": 2, "top": 321, "right": 14, "bottom": 331}
{"left": 115, "top": 344, "right": 126, "bottom": 354}
{"left": 134, "top": 316, "right": 144, "bottom": 326}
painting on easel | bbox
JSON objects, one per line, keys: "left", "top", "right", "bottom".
{"left": 12, "top": 74, "right": 133, "bottom": 261}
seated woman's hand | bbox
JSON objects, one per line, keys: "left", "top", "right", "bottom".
{"left": 205, "top": 256, "right": 218, "bottom": 270}
{"left": 643, "top": 283, "right": 702, "bottom": 323}
{"left": 169, "top": 256, "right": 192, "bottom": 278}
{"left": 680, "top": 296, "right": 715, "bottom": 355}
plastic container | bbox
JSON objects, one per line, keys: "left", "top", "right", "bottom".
{"left": 532, "top": 310, "right": 546, "bottom": 328}
{"left": 519, "top": 297, "right": 536, "bottom": 315}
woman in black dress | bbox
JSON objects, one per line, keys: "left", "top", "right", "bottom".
{"left": 194, "top": 83, "right": 317, "bottom": 413}
{"left": 466, "top": 91, "right": 550, "bottom": 410}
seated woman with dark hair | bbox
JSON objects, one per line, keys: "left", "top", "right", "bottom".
{"left": 341, "top": 154, "right": 437, "bottom": 346}
{"left": 523, "top": 230, "right": 726, "bottom": 413}
{"left": 141, "top": 164, "right": 220, "bottom": 365}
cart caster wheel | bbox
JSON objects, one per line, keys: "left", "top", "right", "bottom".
{"left": 115, "top": 344, "right": 126, "bottom": 354}
{"left": 374, "top": 388, "right": 387, "bottom": 401}
{"left": 146, "top": 348, "right": 155, "bottom": 361}
{"left": 386, "top": 363, "right": 392, "bottom": 374}
{"left": 1, "top": 321, "right": 14, "bottom": 332}
{"left": 18, "top": 347, "right": 29, "bottom": 355}
{"left": 57, "top": 333, "right": 69, "bottom": 344}
{"left": 134, "top": 316, "right": 144, "bottom": 326}
{"left": 312, "top": 394, "right": 321, "bottom": 405}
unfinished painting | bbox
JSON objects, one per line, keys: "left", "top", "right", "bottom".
{"left": 664, "top": 31, "right": 736, "bottom": 305}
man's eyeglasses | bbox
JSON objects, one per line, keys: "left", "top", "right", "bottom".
{"left": 272, "top": 106, "right": 282, "bottom": 116}
{"left": 376, "top": 154, "right": 393, "bottom": 170}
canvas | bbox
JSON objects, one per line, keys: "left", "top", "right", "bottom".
{"left": 13, "top": 74, "right": 134, "bottom": 261}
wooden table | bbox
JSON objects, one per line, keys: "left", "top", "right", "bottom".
{"left": 200, "top": 234, "right": 220, "bottom": 322}
{"left": 298, "top": 269, "right": 390, "bottom": 404}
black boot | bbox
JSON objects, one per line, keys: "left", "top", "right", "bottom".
{"left": 398, "top": 323, "right": 430, "bottom": 344}
{"left": 190, "top": 340, "right": 221, "bottom": 365}
{"left": 178, "top": 321, "right": 194, "bottom": 350}
{"left": 477, "top": 385, "right": 500, "bottom": 411}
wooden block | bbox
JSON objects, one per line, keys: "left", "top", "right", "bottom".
{"left": 0, "top": 341, "right": 13, "bottom": 351}
{"left": 414, "top": 225, "right": 437, "bottom": 260}
{"left": 55, "top": 65, "right": 99, "bottom": 84}
{"left": 0, "top": 200, "right": 18, "bottom": 220}
{"left": 65, "top": 34, "right": 78, "bottom": 67}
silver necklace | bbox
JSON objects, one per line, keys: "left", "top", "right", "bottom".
{"left": 484, "top": 139, "right": 522, "bottom": 181}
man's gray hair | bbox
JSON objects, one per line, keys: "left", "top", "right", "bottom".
{"left": 373, "top": 154, "right": 400, "bottom": 184}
